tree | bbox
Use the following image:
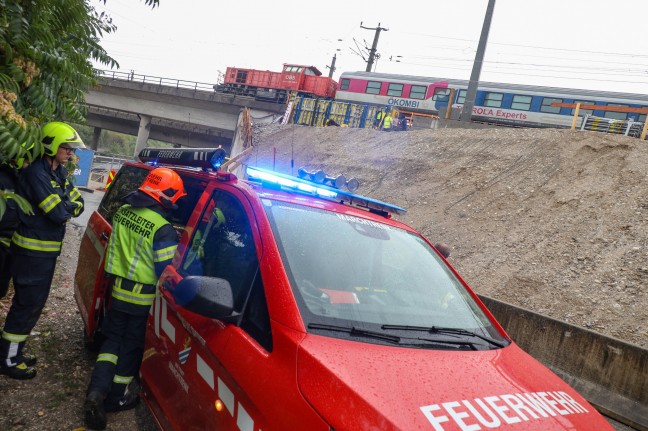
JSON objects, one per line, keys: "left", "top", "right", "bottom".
{"left": 0, "top": 0, "right": 158, "bottom": 215}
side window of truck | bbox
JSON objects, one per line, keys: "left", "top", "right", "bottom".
{"left": 181, "top": 191, "right": 272, "bottom": 351}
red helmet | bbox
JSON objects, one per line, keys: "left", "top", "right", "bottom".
{"left": 138, "top": 168, "right": 186, "bottom": 207}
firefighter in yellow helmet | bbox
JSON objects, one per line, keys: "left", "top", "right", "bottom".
{"left": 0, "top": 122, "right": 85, "bottom": 380}
{"left": 84, "top": 167, "right": 186, "bottom": 430}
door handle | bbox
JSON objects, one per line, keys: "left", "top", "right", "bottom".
{"left": 100, "top": 232, "right": 109, "bottom": 241}
{"left": 160, "top": 279, "right": 173, "bottom": 292}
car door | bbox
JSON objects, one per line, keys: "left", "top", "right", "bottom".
{"left": 74, "top": 165, "right": 150, "bottom": 346}
{"left": 142, "top": 186, "right": 273, "bottom": 430}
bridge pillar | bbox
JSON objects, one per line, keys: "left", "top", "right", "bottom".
{"left": 133, "top": 114, "right": 152, "bottom": 159}
{"left": 91, "top": 127, "right": 102, "bottom": 151}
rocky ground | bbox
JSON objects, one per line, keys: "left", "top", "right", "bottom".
{"left": 0, "top": 124, "right": 644, "bottom": 430}
{"left": 0, "top": 192, "right": 157, "bottom": 430}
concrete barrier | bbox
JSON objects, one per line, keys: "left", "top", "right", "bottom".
{"left": 479, "top": 295, "right": 647, "bottom": 431}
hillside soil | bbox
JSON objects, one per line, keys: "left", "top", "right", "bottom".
{"left": 0, "top": 125, "right": 644, "bottom": 430}
{"left": 248, "top": 125, "right": 647, "bottom": 348}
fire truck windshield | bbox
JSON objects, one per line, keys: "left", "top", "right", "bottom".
{"left": 263, "top": 200, "right": 508, "bottom": 348}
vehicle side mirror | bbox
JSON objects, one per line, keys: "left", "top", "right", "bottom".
{"left": 171, "top": 276, "right": 234, "bottom": 319}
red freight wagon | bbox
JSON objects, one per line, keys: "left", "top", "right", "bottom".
{"left": 217, "top": 63, "right": 337, "bottom": 103}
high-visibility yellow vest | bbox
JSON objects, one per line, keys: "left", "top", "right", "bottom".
{"left": 104, "top": 205, "right": 171, "bottom": 285}
{"left": 383, "top": 115, "right": 393, "bottom": 129}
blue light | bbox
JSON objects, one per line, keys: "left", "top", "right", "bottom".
{"left": 210, "top": 148, "right": 226, "bottom": 170}
{"left": 247, "top": 167, "right": 338, "bottom": 198}
{"left": 246, "top": 166, "right": 406, "bottom": 215}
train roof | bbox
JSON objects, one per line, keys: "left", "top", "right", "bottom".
{"left": 340, "top": 70, "right": 648, "bottom": 104}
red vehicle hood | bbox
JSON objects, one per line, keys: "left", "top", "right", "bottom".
{"left": 297, "top": 335, "right": 612, "bottom": 431}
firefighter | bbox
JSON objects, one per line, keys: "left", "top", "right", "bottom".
{"left": 0, "top": 144, "right": 33, "bottom": 300}
{"left": 0, "top": 122, "right": 85, "bottom": 379}
{"left": 84, "top": 167, "right": 186, "bottom": 430}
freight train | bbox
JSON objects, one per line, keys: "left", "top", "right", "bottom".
{"left": 216, "top": 63, "right": 337, "bottom": 103}
{"left": 214, "top": 63, "right": 648, "bottom": 129}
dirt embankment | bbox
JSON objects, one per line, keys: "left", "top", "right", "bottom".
{"left": 250, "top": 124, "right": 648, "bottom": 349}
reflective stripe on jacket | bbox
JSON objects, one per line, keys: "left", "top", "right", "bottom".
{"left": 11, "top": 157, "right": 84, "bottom": 257}
{"left": 111, "top": 276, "right": 156, "bottom": 307}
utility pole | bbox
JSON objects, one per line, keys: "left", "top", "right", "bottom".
{"left": 327, "top": 53, "right": 337, "bottom": 78}
{"left": 459, "top": 0, "right": 496, "bottom": 122}
{"left": 360, "top": 22, "right": 388, "bottom": 72}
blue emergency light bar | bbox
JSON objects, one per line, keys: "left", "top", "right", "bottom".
{"left": 138, "top": 148, "right": 227, "bottom": 170}
{"left": 246, "top": 166, "right": 407, "bottom": 216}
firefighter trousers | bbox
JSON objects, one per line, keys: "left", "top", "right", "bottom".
{"left": 0, "top": 255, "right": 57, "bottom": 366}
{"left": 0, "top": 244, "right": 13, "bottom": 299}
{"left": 87, "top": 307, "right": 148, "bottom": 402}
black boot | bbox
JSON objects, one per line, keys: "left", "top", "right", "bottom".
{"left": 0, "top": 362, "right": 36, "bottom": 380}
{"left": 84, "top": 391, "right": 107, "bottom": 430}
{"left": 105, "top": 379, "right": 141, "bottom": 412}
{"left": 17, "top": 353, "right": 37, "bottom": 367}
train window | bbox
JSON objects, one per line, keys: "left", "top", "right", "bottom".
{"left": 410, "top": 85, "right": 426, "bottom": 100}
{"left": 511, "top": 95, "right": 532, "bottom": 111}
{"left": 283, "top": 66, "right": 303, "bottom": 73}
{"left": 387, "top": 83, "right": 404, "bottom": 97}
{"left": 365, "top": 81, "right": 382, "bottom": 95}
{"left": 483, "top": 92, "right": 503, "bottom": 108}
{"left": 432, "top": 88, "right": 451, "bottom": 102}
{"left": 456, "top": 89, "right": 467, "bottom": 104}
{"left": 235, "top": 70, "right": 248, "bottom": 83}
{"left": 604, "top": 104, "right": 629, "bottom": 120}
{"left": 571, "top": 100, "right": 594, "bottom": 116}
{"left": 340, "top": 78, "right": 350, "bottom": 91}
{"left": 639, "top": 113, "right": 647, "bottom": 123}
{"left": 540, "top": 98, "right": 562, "bottom": 114}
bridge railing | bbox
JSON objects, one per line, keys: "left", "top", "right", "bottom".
{"left": 94, "top": 69, "right": 219, "bottom": 93}
{"left": 88, "top": 152, "right": 133, "bottom": 187}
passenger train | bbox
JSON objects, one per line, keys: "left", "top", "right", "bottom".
{"left": 336, "top": 71, "right": 648, "bottom": 128}
{"left": 214, "top": 63, "right": 648, "bottom": 129}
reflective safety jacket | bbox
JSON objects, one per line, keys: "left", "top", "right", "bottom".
{"left": 383, "top": 115, "right": 393, "bottom": 129}
{"left": 11, "top": 157, "right": 84, "bottom": 257}
{"left": 104, "top": 204, "right": 178, "bottom": 312}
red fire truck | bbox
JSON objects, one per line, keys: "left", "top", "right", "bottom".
{"left": 74, "top": 148, "right": 614, "bottom": 430}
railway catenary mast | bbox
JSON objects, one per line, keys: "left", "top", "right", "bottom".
{"left": 460, "top": 0, "right": 496, "bottom": 122}
{"left": 360, "top": 22, "right": 388, "bottom": 73}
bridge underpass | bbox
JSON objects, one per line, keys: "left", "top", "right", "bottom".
{"left": 84, "top": 70, "right": 286, "bottom": 156}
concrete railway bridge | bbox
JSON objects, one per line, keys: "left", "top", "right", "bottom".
{"left": 84, "top": 70, "right": 286, "bottom": 157}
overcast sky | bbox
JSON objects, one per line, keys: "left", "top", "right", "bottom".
{"left": 94, "top": 0, "right": 648, "bottom": 95}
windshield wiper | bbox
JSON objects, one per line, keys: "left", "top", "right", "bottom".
{"left": 381, "top": 324, "right": 509, "bottom": 348}
{"left": 308, "top": 323, "right": 401, "bottom": 344}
